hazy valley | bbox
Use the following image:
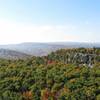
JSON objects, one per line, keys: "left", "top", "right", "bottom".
{"left": 0, "top": 42, "right": 100, "bottom": 58}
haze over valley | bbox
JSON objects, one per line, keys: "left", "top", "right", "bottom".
{"left": 0, "top": 42, "right": 99, "bottom": 59}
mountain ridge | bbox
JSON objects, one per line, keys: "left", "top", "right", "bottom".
{"left": 0, "top": 42, "right": 100, "bottom": 57}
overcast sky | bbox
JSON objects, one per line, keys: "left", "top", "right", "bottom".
{"left": 0, "top": 0, "right": 100, "bottom": 44}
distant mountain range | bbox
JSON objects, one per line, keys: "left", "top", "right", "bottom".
{"left": 0, "top": 42, "right": 100, "bottom": 59}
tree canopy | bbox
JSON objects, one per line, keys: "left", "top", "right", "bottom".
{"left": 0, "top": 48, "right": 100, "bottom": 100}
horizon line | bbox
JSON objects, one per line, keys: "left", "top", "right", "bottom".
{"left": 0, "top": 41, "right": 100, "bottom": 45}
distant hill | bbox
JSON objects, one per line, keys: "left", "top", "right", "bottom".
{"left": 0, "top": 49, "right": 30, "bottom": 59}
{"left": 0, "top": 42, "right": 100, "bottom": 56}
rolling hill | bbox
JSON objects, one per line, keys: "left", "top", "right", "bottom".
{"left": 0, "top": 49, "right": 30, "bottom": 59}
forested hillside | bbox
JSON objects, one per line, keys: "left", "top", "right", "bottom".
{"left": 0, "top": 48, "right": 100, "bottom": 100}
{"left": 47, "top": 48, "right": 100, "bottom": 67}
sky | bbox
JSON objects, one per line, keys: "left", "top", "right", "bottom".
{"left": 0, "top": 0, "right": 100, "bottom": 44}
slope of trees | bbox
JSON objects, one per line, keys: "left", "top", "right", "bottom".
{"left": 0, "top": 48, "right": 100, "bottom": 100}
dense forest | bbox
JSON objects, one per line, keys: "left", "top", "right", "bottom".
{"left": 0, "top": 48, "right": 100, "bottom": 100}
